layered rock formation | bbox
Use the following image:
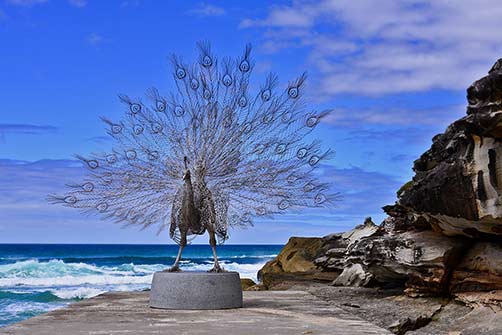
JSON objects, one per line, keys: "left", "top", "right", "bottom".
{"left": 312, "top": 60, "right": 502, "bottom": 295}
{"left": 398, "top": 59, "right": 502, "bottom": 238}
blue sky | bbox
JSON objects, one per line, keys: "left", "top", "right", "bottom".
{"left": 0, "top": 0, "right": 501, "bottom": 244}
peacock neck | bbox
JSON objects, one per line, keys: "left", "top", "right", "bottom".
{"left": 184, "top": 173, "right": 195, "bottom": 205}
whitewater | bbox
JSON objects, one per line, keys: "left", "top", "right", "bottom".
{"left": 0, "top": 244, "right": 281, "bottom": 328}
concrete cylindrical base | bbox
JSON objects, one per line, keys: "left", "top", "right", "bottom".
{"left": 149, "top": 271, "right": 243, "bottom": 310}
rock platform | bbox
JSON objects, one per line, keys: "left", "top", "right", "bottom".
{"left": 2, "top": 290, "right": 391, "bottom": 335}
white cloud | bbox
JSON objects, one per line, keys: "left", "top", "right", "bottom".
{"left": 68, "top": 0, "right": 86, "bottom": 7}
{"left": 87, "top": 32, "right": 105, "bottom": 45}
{"left": 241, "top": 0, "right": 502, "bottom": 96}
{"left": 240, "top": 5, "right": 313, "bottom": 28}
{"left": 189, "top": 2, "right": 226, "bottom": 17}
{"left": 325, "top": 104, "right": 465, "bottom": 127}
{"left": 6, "top": 0, "right": 47, "bottom": 6}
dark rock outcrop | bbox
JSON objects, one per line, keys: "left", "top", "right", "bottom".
{"left": 398, "top": 59, "right": 502, "bottom": 238}
{"left": 312, "top": 60, "right": 502, "bottom": 295}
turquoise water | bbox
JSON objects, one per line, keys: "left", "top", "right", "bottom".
{"left": 0, "top": 244, "right": 282, "bottom": 328}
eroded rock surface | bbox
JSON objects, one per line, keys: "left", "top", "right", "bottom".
{"left": 450, "top": 242, "right": 502, "bottom": 292}
{"left": 398, "top": 59, "right": 502, "bottom": 238}
{"left": 257, "top": 237, "right": 338, "bottom": 289}
{"left": 313, "top": 60, "right": 502, "bottom": 295}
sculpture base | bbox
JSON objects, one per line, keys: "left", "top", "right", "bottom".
{"left": 149, "top": 271, "right": 243, "bottom": 309}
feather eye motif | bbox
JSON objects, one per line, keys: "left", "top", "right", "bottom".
{"left": 130, "top": 103, "right": 141, "bottom": 114}
{"left": 106, "top": 154, "right": 117, "bottom": 164}
{"left": 49, "top": 42, "right": 336, "bottom": 247}
{"left": 190, "top": 78, "right": 199, "bottom": 90}
{"left": 133, "top": 125, "right": 144, "bottom": 135}
{"left": 156, "top": 100, "right": 166, "bottom": 112}
{"left": 81, "top": 182, "right": 94, "bottom": 192}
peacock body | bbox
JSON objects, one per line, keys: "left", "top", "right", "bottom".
{"left": 49, "top": 42, "right": 334, "bottom": 272}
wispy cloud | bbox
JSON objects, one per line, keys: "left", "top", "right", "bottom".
{"left": 5, "top": 0, "right": 48, "bottom": 7}
{"left": 321, "top": 164, "right": 403, "bottom": 222}
{"left": 0, "top": 159, "right": 83, "bottom": 212}
{"left": 325, "top": 104, "right": 465, "bottom": 127}
{"left": 189, "top": 2, "right": 226, "bottom": 17}
{"left": 68, "top": 0, "right": 86, "bottom": 7}
{"left": 240, "top": 5, "right": 312, "bottom": 28}
{"left": 0, "top": 123, "right": 58, "bottom": 135}
{"left": 343, "top": 127, "right": 428, "bottom": 145}
{"left": 87, "top": 135, "right": 112, "bottom": 144}
{"left": 241, "top": 0, "right": 502, "bottom": 96}
{"left": 0, "top": 159, "right": 401, "bottom": 242}
{"left": 87, "top": 32, "right": 106, "bottom": 46}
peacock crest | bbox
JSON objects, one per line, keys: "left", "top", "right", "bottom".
{"left": 49, "top": 42, "right": 335, "bottom": 272}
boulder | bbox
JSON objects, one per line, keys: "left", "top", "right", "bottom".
{"left": 257, "top": 236, "right": 338, "bottom": 289}
{"left": 240, "top": 278, "right": 257, "bottom": 291}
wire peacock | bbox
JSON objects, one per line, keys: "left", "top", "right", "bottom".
{"left": 49, "top": 42, "right": 335, "bottom": 272}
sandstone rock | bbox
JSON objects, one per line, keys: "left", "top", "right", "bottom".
{"left": 396, "top": 59, "right": 502, "bottom": 238}
{"left": 408, "top": 291, "right": 502, "bottom": 335}
{"left": 450, "top": 242, "right": 502, "bottom": 292}
{"left": 454, "top": 290, "right": 502, "bottom": 309}
{"left": 342, "top": 230, "right": 467, "bottom": 294}
{"left": 323, "top": 60, "right": 502, "bottom": 296}
{"left": 259, "top": 237, "right": 324, "bottom": 274}
{"left": 240, "top": 278, "right": 257, "bottom": 291}
{"left": 332, "top": 263, "right": 374, "bottom": 287}
{"left": 341, "top": 217, "right": 380, "bottom": 245}
{"left": 257, "top": 237, "right": 338, "bottom": 289}
{"left": 314, "top": 217, "right": 380, "bottom": 272}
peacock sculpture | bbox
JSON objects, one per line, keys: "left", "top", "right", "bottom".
{"left": 49, "top": 42, "right": 335, "bottom": 272}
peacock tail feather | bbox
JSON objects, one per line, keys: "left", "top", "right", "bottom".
{"left": 48, "top": 42, "right": 336, "bottom": 244}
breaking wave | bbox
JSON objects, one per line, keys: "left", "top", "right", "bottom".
{"left": 0, "top": 244, "right": 279, "bottom": 328}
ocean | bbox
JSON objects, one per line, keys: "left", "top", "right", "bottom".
{"left": 0, "top": 244, "right": 282, "bottom": 328}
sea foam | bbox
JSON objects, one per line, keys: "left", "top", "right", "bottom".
{"left": 0, "top": 258, "right": 266, "bottom": 289}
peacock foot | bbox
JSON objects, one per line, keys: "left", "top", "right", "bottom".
{"left": 164, "top": 266, "right": 182, "bottom": 272}
{"left": 207, "top": 265, "right": 226, "bottom": 273}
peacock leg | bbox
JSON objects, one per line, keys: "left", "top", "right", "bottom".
{"left": 208, "top": 231, "right": 225, "bottom": 273}
{"left": 167, "top": 231, "right": 187, "bottom": 272}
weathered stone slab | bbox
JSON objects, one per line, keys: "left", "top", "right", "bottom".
{"left": 149, "top": 271, "right": 243, "bottom": 309}
{"left": 2, "top": 290, "right": 391, "bottom": 335}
